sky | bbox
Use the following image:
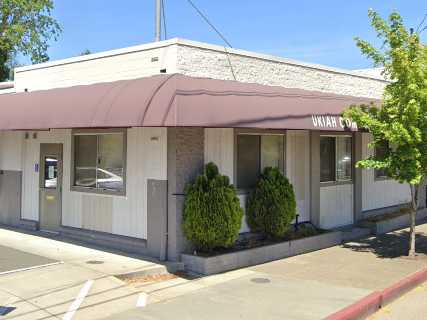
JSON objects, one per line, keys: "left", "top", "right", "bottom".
{"left": 38, "top": 0, "right": 427, "bottom": 70}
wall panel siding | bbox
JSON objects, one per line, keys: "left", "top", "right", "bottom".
{"left": 0, "top": 131, "right": 23, "bottom": 171}
{"left": 18, "top": 127, "right": 166, "bottom": 239}
{"left": 361, "top": 133, "right": 411, "bottom": 211}
{"left": 286, "top": 131, "right": 310, "bottom": 223}
{"left": 320, "top": 184, "right": 354, "bottom": 228}
{"left": 204, "top": 128, "right": 234, "bottom": 182}
{"left": 82, "top": 195, "right": 113, "bottom": 233}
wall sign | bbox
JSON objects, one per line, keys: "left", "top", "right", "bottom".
{"left": 311, "top": 115, "right": 357, "bottom": 130}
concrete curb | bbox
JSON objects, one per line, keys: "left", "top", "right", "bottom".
{"left": 381, "top": 267, "right": 427, "bottom": 306}
{"left": 325, "top": 267, "right": 427, "bottom": 320}
{"left": 182, "top": 231, "right": 342, "bottom": 275}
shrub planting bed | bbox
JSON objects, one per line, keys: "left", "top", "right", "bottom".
{"left": 181, "top": 165, "right": 341, "bottom": 275}
{"left": 182, "top": 226, "right": 342, "bottom": 275}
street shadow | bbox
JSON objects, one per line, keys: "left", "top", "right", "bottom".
{"left": 0, "top": 224, "right": 190, "bottom": 277}
{"left": 342, "top": 230, "right": 427, "bottom": 259}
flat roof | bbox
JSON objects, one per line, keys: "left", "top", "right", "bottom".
{"left": 15, "top": 38, "right": 386, "bottom": 82}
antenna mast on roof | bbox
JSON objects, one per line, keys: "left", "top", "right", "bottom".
{"left": 155, "top": 0, "right": 162, "bottom": 41}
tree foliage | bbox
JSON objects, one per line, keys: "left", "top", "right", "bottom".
{"left": 80, "top": 49, "right": 92, "bottom": 56}
{"left": 0, "top": 0, "right": 61, "bottom": 80}
{"left": 183, "top": 162, "right": 243, "bottom": 253}
{"left": 246, "top": 167, "right": 296, "bottom": 239}
{"left": 344, "top": 9, "right": 427, "bottom": 256}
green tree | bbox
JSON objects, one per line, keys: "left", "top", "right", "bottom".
{"left": 0, "top": 0, "right": 61, "bottom": 81}
{"left": 344, "top": 10, "right": 427, "bottom": 256}
{"left": 80, "top": 49, "right": 92, "bottom": 56}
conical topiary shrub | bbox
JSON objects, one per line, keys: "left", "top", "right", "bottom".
{"left": 246, "top": 167, "right": 297, "bottom": 239}
{"left": 183, "top": 162, "right": 243, "bottom": 253}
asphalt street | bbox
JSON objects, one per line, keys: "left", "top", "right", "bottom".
{"left": 369, "top": 281, "right": 427, "bottom": 320}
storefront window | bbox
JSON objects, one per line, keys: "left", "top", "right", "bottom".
{"left": 375, "top": 141, "right": 389, "bottom": 179}
{"left": 73, "top": 131, "right": 126, "bottom": 194}
{"left": 320, "top": 137, "right": 335, "bottom": 182}
{"left": 320, "top": 136, "right": 352, "bottom": 183}
{"left": 236, "top": 133, "right": 284, "bottom": 189}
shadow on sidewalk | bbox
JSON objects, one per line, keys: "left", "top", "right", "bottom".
{"left": 342, "top": 231, "right": 427, "bottom": 259}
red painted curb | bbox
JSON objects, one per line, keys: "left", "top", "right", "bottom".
{"left": 324, "top": 267, "right": 427, "bottom": 320}
{"left": 381, "top": 267, "right": 427, "bottom": 306}
{"left": 324, "top": 292, "right": 382, "bottom": 320}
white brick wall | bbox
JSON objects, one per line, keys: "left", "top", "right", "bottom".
{"left": 176, "top": 43, "right": 386, "bottom": 99}
{"left": 13, "top": 38, "right": 387, "bottom": 99}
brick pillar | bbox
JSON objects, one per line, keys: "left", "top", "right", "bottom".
{"left": 167, "top": 127, "right": 204, "bottom": 261}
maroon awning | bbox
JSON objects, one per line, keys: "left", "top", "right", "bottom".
{"left": 0, "top": 74, "right": 377, "bottom": 131}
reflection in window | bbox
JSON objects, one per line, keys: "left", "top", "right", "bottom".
{"left": 336, "top": 137, "right": 352, "bottom": 181}
{"left": 97, "top": 134, "right": 124, "bottom": 190}
{"left": 320, "top": 137, "right": 335, "bottom": 182}
{"left": 237, "top": 135, "right": 260, "bottom": 190}
{"left": 320, "top": 136, "right": 353, "bottom": 183}
{"left": 44, "top": 157, "right": 58, "bottom": 188}
{"left": 73, "top": 132, "right": 125, "bottom": 193}
{"left": 236, "top": 134, "right": 284, "bottom": 189}
{"left": 74, "top": 135, "right": 97, "bottom": 188}
{"left": 261, "top": 135, "right": 284, "bottom": 171}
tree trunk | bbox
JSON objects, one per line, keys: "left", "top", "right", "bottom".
{"left": 408, "top": 184, "right": 420, "bottom": 257}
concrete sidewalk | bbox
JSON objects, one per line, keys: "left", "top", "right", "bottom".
{"left": 0, "top": 227, "right": 170, "bottom": 276}
{"left": 0, "top": 227, "right": 173, "bottom": 319}
{"left": 109, "top": 221, "right": 427, "bottom": 320}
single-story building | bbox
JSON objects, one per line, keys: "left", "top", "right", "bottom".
{"left": 0, "top": 38, "right": 420, "bottom": 261}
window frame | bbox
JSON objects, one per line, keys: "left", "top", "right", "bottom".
{"left": 234, "top": 129, "right": 286, "bottom": 193}
{"left": 70, "top": 128, "right": 127, "bottom": 196}
{"left": 320, "top": 134, "right": 353, "bottom": 187}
